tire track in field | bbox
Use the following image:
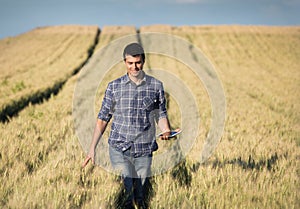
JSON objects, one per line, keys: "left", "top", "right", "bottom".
{"left": 0, "top": 28, "right": 138, "bottom": 207}
{"left": 0, "top": 29, "right": 100, "bottom": 206}
{"left": 0, "top": 28, "right": 100, "bottom": 123}
{"left": 138, "top": 30, "right": 225, "bottom": 164}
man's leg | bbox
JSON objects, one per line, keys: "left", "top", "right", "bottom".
{"left": 133, "top": 154, "right": 152, "bottom": 208}
{"left": 109, "top": 146, "right": 135, "bottom": 208}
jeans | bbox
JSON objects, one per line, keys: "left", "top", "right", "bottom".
{"left": 109, "top": 145, "right": 152, "bottom": 208}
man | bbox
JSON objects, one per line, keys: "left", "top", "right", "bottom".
{"left": 82, "top": 42, "right": 171, "bottom": 208}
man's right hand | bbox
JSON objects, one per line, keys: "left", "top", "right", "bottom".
{"left": 82, "top": 119, "right": 107, "bottom": 168}
{"left": 82, "top": 151, "right": 95, "bottom": 168}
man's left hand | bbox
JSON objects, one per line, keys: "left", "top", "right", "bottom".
{"left": 160, "top": 131, "right": 170, "bottom": 140}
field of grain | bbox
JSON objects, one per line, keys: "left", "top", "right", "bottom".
{"left": 0, "top": 25, "right": 299, "bottom": 208}
{"left": 0, "top": 25, "right": 99, "bottom": 122}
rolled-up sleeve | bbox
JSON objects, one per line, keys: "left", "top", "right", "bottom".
{"left": 157, "top": 83, "right": 168, "bottom": 120}
{"left": 98, "top": 83, "right": 114, "bottom": 122}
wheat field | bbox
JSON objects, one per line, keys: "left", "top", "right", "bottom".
{"left": 0, "top": 25, "right": 299, "bottom": 208}
{"left": 0, "top": 25, "right": 99, "bottom": 122}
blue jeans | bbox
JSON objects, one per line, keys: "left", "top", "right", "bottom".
{"left": 109, "top": 145, "right": 152, "bottom": 207}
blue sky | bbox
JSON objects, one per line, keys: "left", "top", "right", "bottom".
{"left": 0, "top": 0, "right": 299, "bottom": 39}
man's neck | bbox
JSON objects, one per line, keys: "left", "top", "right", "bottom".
{"left": 128, "top": 71, "right": 145, "bottom": 85}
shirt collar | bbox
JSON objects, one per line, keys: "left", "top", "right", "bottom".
{"left": 122, "top": 72, "right": 147, "bottom": 86}
{"left": 122, "top": 74, "right": 131, "bottom": 84}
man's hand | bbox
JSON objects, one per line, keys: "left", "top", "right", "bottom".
{"left": 82, "top": 150, "right": 95, "bottom": 168}
{"left": 159, "top": 128, "right": 181, "bottom": 140}
{"left": 160, "top": 130, "right": 171, "bottom": 140}
{"left": 82, "top": 119, "right": 107, "bottom": 168}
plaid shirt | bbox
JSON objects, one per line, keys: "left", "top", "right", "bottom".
{"left": 98, "top": 73, "right": 168, "bottom": 157}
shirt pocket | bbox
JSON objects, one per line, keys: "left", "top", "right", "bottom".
{"left": 142, "top": 96, "right": 158, "bottom": 111}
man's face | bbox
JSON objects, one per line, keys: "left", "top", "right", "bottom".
{"left": 124, "top": 54, "right": 144, "bottom": 78}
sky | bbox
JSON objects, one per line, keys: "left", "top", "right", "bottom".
{"left": 0, "top": 0, "right": 299, "bottom": 39}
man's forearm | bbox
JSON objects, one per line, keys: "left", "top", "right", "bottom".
{"left": 89, "top": 119, "right": 108, "bottom": 150}
{"left": 158, "top": 117, "right": 171, "bottom": 133}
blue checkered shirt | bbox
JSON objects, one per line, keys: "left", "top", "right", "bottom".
{"left": 98, "top": 73, "right": 168, "bottom": 157}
